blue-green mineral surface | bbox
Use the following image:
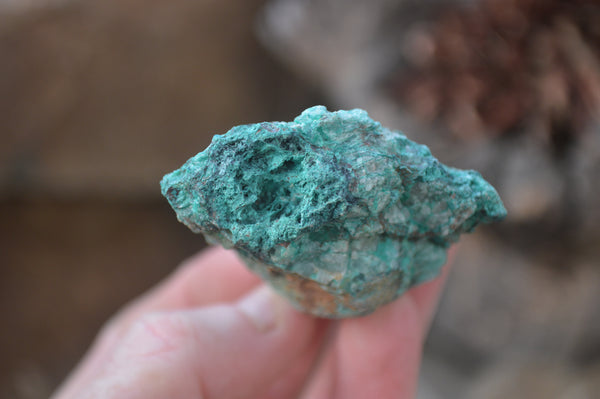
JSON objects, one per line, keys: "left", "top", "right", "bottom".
{"left": 161, "top": 106, "right": 506, "bottom": 318}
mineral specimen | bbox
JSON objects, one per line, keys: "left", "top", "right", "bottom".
{"left": 161, "top": 106, "right": 506, "bottom": 318}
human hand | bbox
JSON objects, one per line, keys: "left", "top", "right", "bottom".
{"left": 52, "top": 246, "right": 452, "bottom": 399}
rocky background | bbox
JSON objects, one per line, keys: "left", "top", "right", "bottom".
{"left": 1, "top": 0, "right": 599, "bottom": 398}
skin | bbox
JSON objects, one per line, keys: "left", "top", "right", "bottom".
{"left": 52, "top": 246, "right": 454, "bottom": 399}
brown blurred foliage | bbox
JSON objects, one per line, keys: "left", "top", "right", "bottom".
{"left": 391, "top": 0, "right": 600, "bottom": 149}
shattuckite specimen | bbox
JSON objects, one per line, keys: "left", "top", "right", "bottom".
{"left": 161, "top": 106, "right": 506, "bottom": 318}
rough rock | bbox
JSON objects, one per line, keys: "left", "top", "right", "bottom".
{"left": 161, "top": 106, "right": 506, "bottom": 317}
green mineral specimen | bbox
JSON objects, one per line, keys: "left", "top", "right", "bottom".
{"left": 161, "top": 106, "right": 506, "bottom": 318}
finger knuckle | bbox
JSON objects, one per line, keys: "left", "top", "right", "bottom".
{"left": 126, "top": 312, "right": 189, "bottom": 359}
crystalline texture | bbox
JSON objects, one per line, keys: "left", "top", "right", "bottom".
{"left": 161, "top": 106, "right": 506, "bottom": 318}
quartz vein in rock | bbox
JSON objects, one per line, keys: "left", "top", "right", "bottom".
{"left": 161, "top": 106, "right": 506, "bottom": 318}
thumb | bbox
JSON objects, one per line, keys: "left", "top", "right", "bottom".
{"left": 78, "top": 286, "right": 328, "bottom": 399}
{"left": 186, "top": 285, "right": 329, "bottom": 398}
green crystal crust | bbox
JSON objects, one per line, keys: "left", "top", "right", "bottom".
{"left": 161, "top": 106, "right": 506, "bottom": 318}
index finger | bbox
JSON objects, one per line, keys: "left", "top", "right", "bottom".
{"left": 109, "top": 246, "right": 262, "bottom": 331}
{"left": 54, "top": 246, "right": 261, "bottom": 398}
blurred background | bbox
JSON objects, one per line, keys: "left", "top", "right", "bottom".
{"left": 1, "top": 0, "right": 599, "bottom": 398}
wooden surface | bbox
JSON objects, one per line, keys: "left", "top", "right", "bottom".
{"left": 0, "top": 200, "right": 203, "bottom": 398}
{"left": 0, "top": 1, "right": 324, "bottom": 398}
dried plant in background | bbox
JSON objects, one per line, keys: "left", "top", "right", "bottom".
{"left": 390, "top": 0, "right": 600, "bottom": 156}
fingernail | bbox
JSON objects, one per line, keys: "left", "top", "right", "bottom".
{"left": 237, "top": 286, "right": 284, "bottom": 333}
